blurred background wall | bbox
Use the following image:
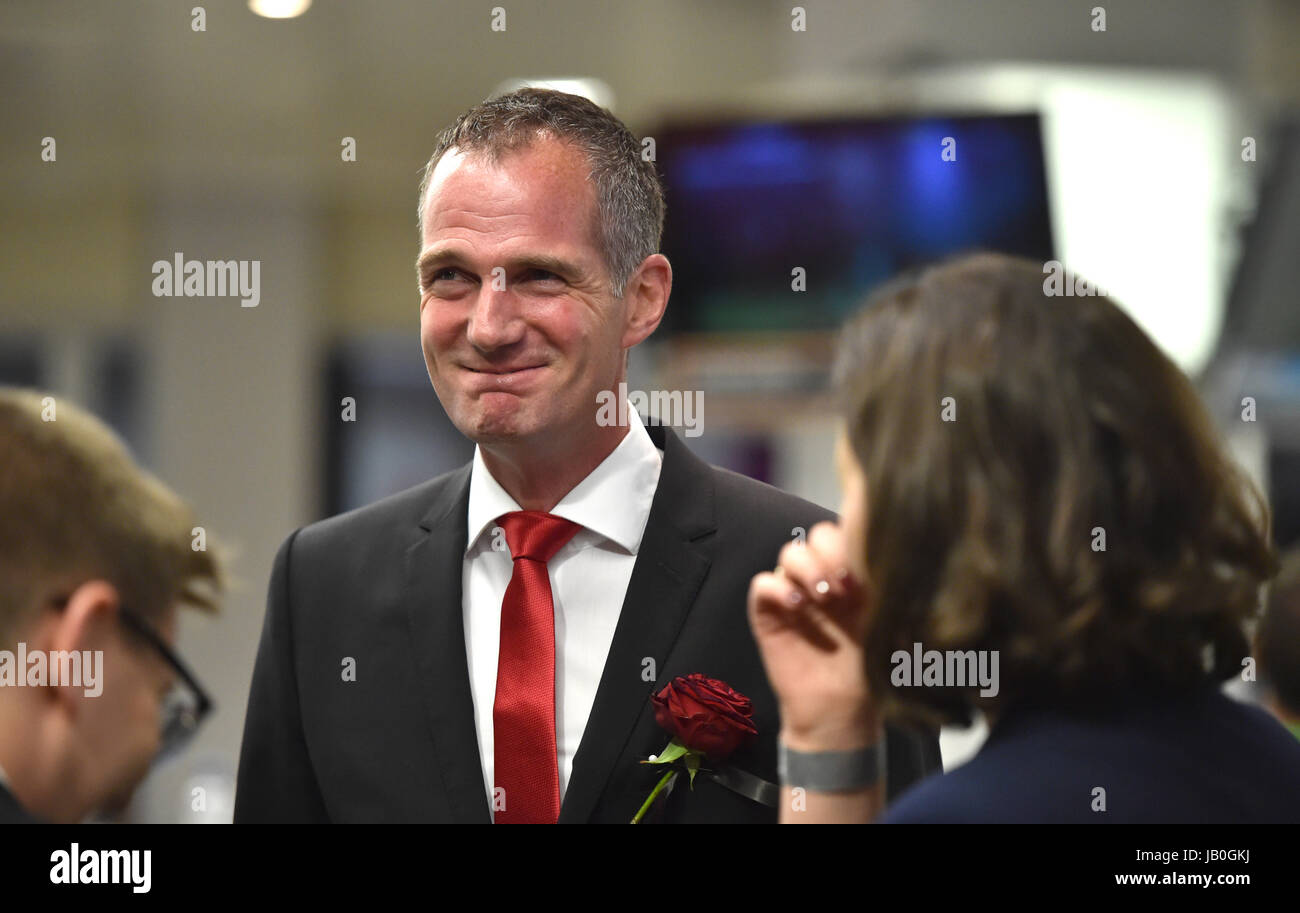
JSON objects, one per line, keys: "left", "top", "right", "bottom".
{"left": 2, "top": 0, "right": 1298, "bottom": 821}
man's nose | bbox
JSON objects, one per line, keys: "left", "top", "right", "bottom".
{"left": 466, "top": 284, "right": 525, "bottom": 353}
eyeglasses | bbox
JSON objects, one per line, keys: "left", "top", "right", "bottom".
{"left": 117, "top": 607, "right": 213, "bottom": 762}
{"left": 49, "top": 594, "right": 213, "bottom": 761}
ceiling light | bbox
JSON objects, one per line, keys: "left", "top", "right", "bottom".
{"left": 249, "top": 0, "right": 312, "bottom": 19}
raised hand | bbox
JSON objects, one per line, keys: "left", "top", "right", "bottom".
{"left": 746, "top": 521, "right": 881, "bottom": 751}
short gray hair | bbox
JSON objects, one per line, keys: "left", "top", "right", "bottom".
{"left": 417, "top": 88, "right": 664, "bottom": 299}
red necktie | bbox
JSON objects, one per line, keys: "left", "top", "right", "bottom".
{"left": 492, "top": 510, "right": 582, "bottom": 824}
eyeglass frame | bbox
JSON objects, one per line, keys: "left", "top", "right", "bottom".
{"left": 48, "top": 593, "right": 214, "bottom": 759}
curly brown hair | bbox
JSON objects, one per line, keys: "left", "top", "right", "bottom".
{"left": 833, "top": 253, "right": 1278, "bottom": 730}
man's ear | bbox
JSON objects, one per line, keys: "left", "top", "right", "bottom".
{"left": 53, "top": 581, "right": 121, "bottom": 653}
{"left": 49, "top": 581, "right": 120, "bottom": 711}
{"left": 620, "top": 254, "right": 672, "bottom": 350}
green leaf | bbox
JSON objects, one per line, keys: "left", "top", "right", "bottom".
{"left": 642, "top": 739, "right": 689, "bottom": 765}
{"left": 685, "top": 752, "right": 701, "bottom": 788}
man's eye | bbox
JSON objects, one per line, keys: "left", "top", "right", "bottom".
{"left": 526, "top": 270, "right": 564, "bottom": 284}
{"left": 424, "top": 268, "right": 468, "bottom": 292}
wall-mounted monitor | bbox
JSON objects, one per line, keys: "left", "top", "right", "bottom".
{"left": 654, "top": 113, "right": 1055, "bottom": 334}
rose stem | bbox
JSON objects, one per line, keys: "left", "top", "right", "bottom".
{"left": 630, "top": 769, "right": 678, "bottom": 824}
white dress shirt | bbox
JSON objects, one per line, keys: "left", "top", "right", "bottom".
{"left": 463, "top": 407, "right": 663, "bottom": 818}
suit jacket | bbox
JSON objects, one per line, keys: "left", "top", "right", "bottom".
{"left": 234, "top": 421, "right": 941, "bottom": 822}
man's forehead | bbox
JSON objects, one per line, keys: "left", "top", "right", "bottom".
{"left": 425, "top": 137, "right": 590, "bottom": 205}
{"left": 420, "top": 139, "right": 601, "bottom": 250}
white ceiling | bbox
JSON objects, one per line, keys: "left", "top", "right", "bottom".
{"left": 3, "top": 0, "right": 1292, "bottom": 210}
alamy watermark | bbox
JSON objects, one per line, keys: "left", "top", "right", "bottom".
{"left": 50, "top": 843, "right": 150, "bottom": 893}
{"left": 0, "top": 643, "right": 103, "bottom": 697}
{"left": 596, "top": 382, "right": 703, "bottom": 438}
{"left": 1042, "top": 260, "right": 1109, "bottom": 298}
{"left": 890, "top": 642, "right": 999, "bottom": 697}
{"left": 151, "top": 252, "right": 260, "bottom": 307}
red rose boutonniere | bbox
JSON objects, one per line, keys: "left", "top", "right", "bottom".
{"left": 631, "top": 673, "right": 762, "bottom": 823}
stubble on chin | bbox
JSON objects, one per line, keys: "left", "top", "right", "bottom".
{"left": 457, "top": 396, "right": 539, "bottom": 446}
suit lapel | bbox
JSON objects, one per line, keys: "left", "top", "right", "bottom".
{"left": 401, "top": 423, "right": 718, "bottom": 824}
{"left": 558, "top": 422, "right": 717, "bottom": 823}
{"left": 402, "top": 464, "right": 492, "bottom": 823}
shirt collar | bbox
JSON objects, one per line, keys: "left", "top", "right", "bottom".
{"left": 465, "top": 406, "right": 663, "bottom": 557}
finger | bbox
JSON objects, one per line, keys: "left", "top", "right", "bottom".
{"left": 748, "top": 570, "right": 807, "bottom": 616}
{"left": 748, "top": 572, "right": 846, "bottom": 654}
{"left": 805, "top": 522, "right": 861, "bottom": 596}
{"left": 777, "top": 538, "right": 839, "bottom": 604}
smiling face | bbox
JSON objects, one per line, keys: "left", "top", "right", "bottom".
{"left": 417, "top": 136, "right": 633, "bottom": 450}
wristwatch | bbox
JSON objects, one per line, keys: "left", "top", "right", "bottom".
{"left": 777, "top": 733, "right": 886, "bottom": 793}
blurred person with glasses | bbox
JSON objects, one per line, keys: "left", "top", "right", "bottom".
{"left": 0, "top": 389, "right": 222, "bottom": 823}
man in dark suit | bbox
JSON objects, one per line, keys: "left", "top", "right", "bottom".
{"left": 233, "top": 88, "right": 939, "bottom": 823}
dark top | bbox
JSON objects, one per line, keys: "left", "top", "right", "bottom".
{"left": 0, "top": 782, "right": 42, "bottom": 824}
{"left": 882, "top": 686, "right": 1300, "bottom": 823}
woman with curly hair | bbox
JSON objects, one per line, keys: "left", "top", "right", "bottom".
{"left": 748, "top": 252, "right": 1300, "bottom": 823}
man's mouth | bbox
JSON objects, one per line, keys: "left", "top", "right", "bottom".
{"left": 466, "top": 364, "right": 544, "bottom": 375}
{"left": 460, "top": 363, "right": 548, "bottom": 390}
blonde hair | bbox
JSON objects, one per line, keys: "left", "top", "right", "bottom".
{"left": 0, "top": 388, "right": 222, "bottom": 638}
